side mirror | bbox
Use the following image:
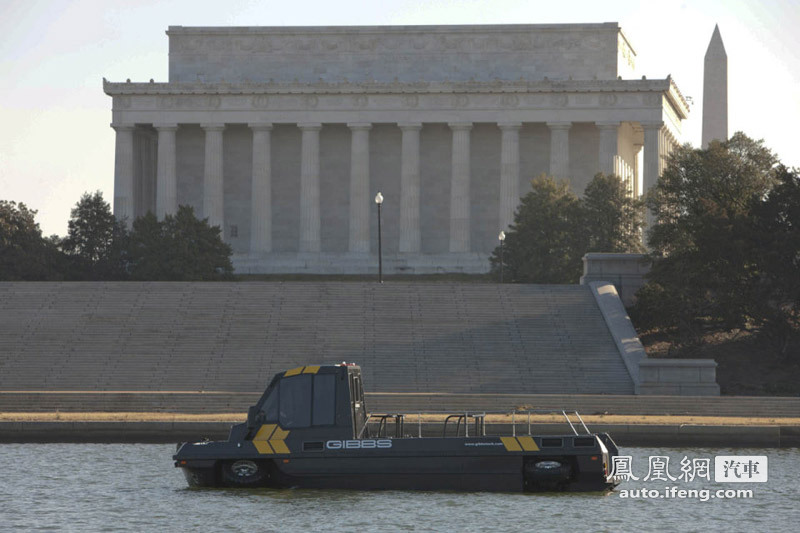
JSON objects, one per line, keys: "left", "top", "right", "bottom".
{"left": 247, "top": 406, "right": 260, "bottom": 430}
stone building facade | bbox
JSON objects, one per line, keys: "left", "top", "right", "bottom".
{"left": 105, "top": 23, "right": 689, "bottom": 273}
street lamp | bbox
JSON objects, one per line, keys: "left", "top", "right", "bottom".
{"left": 498, "top": 231, "right": 506, "bottom": 284}
{"left": 375, "top": 192, "right": 384, "bottom": 283}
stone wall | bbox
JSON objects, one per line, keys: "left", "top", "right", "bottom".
{"left": 167, "top": 24, "right": 628, "bottom": 84}
{"left": 581, "top": 253, "right": 650, "bottom": 306}
{"left": 638, "top": 359, "right": 721, "bottom": 396}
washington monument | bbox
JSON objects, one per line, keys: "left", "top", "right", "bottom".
{"left": 702, "top": 25, "right": 728, "bottom": 148}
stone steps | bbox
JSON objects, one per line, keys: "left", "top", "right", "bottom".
{"left": 0, "top": 281, "right": 634, "bottom": 395}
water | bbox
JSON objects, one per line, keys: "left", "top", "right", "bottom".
{"left": 0, "top": 444, "right": 797, "bottom": 532}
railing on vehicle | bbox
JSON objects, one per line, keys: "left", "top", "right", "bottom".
{"left": 360, "top": 409, "right": 593, "bottom": 438}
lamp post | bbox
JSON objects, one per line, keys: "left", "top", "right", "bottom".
{"left": 375, "top": 192, "right": 384, "bottom": 283}
{"left": 498, "top": 231, "right": 506, "bottom": 283}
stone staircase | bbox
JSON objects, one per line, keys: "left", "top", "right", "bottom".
{"left": 0, "top": 282, "right": 633, "bottom": 397}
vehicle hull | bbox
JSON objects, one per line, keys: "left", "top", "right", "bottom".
{"left": 176, "top": 435, "right": 617, "bottom": 493}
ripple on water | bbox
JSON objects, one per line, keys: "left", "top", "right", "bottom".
{"left": 0, "top": 444, "right": 797, "bottom": 532}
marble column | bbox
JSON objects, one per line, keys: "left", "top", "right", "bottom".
{"left": 658, "top": 128, "right": 669, "bottom": 176}
{"left": 547, "top": 122, "right": 571, "bottom": 178}
{"left": 348, "top": 123, "right": 371, "bottom": 253}
{"left": 202, "top": 123, "right": 225, "bottom": 234}
{"left": 633, "top": 143, "right": 643, "bottom": 197}
{"left": 112, "top": 124, "right": 135, "bottom": 228}
{"left": 498, "top": 122, "right": 521, "bottom": 231}
{"left": 249, "top": 123, "right": 273, "bottom": 254}
{"left": 155, "top": 124, "right": 178, "bottom": 219}
{"left": 299, "top": 123, "right": 322, "bottom": 253}
{"left": 137, "top": 130, "right": 157, "bottom": 218}
{"left": 642, "top": 122, "right": 663, "bottom": 194}
{"left": 596, "top": 121, "right": 620, "bottom": 176}
{"left": 449, "top": 122, "right": 472, "bottom": 253}
{"left": 399, "top": 122, "right": 422, "bottom": 253}
{"left": 643, "top": 121, "right": 663, "bottom": 228}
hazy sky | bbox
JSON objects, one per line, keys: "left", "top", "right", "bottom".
{"left": 1, "top": 0, "right": 798, "bottom": 236}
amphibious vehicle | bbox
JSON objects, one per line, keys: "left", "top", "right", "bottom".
{"left": 174, "top": 363, "right": 620, "bottom": 492}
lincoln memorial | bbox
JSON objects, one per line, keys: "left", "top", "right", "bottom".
{"left": 104, "top": 23, "right": 688, "bottom": 273}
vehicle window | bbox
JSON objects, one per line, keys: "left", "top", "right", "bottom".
{"left": 262, "top": 387, "right": 278, "bottom": 422}
{"left": 279, "top": 375, "right": 312, "bottom": 428}
{"left": 354, "top": 376, "right": 363, "bottom": 402}
{"left": 312, "top": 374, "right": 335, "bottom": 426}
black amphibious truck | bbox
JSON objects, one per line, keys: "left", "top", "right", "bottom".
{"left": 174, "top": 363, "right": 620, "bottom": 492}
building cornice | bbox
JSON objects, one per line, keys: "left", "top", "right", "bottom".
{"left": 166, "top": 23, "right": 622, "bottom": 36}
{"left": 103, "top": 78, "right": 679, "bottom": 97}
{"left": 664, "top": 75, "right": 690, "bottom": 119}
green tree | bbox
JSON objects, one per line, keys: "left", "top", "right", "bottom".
{"left": 61, "top": 191, "right": 128, "bottom": 280}
{"left": 490, "top": 175, "right": 586, "bottom": 283}
{"left": 0, "top": 200, "right": 64, "bottom": 280}
{"left": 748, "top": 165, "right": 800, "bottom": 353}
{"left": 127, "top": 206, "right": 233, "bottom": 281}
{"left": 491, "top": 173, "right": 646, "bottom": 284}
{"left": 636, "top": 133, "right": 782, "bottom": 343}
{"left": 583, "top": 173, "right": 646, "bottom": 253}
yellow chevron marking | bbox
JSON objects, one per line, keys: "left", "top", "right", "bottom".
{"left": 271, "top": 427, "right": 290, "bottom": 441}
{"left": 269, "top": 427, "right": 291, "bottom": 454}
{"left": 517, "top": 436, "right": 540, "bottom": 451}
{"left": 302, "top": 366, "right": 320, "bottom": 374}
{"left": 500, "top": 437, "right": 522, "bottom": 452}
{"left": 254, "top": 424, "right": 277, "bottom": 441}
{"left": 285, "top": 367, "right": 304, "bottom": 377}
{"left": 253, "top": 424, "right": 291, "bottom": 455}
{"left": 270, "top": 439, "right": 291, "bottom": 454}
{"left": 253, "top": 441, "right": 274, "bottom": 454}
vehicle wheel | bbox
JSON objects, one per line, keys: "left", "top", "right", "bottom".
{"left": 221, "top": 459, "right": 268, "bottom": 487}
{"left": 524, "top": 460, "right": 572, "bottom": 491}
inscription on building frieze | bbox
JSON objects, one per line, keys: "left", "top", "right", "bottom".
{"left": 207, "top": 96, "right": 221, "bottom": 109}
{"left": 550, "top": 94, "right": 568, "bottom": 107}
{"left": 599, "top": 93, "right": 617, "bottom": 106}
{"left": 401, "top": 94, "right": 419, "bottom": 108}
{"left": 643, "top": 93, "right": 661, "bottom": 106}
{"left": 252, "top": 95, "right": 269, "bottom": 108}
{"left": 500, "top": 94, "right": 519, "bottom": 107}
{"left": 618, "top": 35, "right": 636, "bottom": 70}
{"left": 523, "top": 94, "right": 547, "bottom": 106}
{"left": 170, "top": 30, "right": 600, "bottom": 55}
{"left": 451, "top": 95, "right": 469, "bottom": 107}
{"left": 112, "top": 82, "right": 671, "bottom": 115}
{"left": 157, "top": 95, "right": 221, "bottom": 109}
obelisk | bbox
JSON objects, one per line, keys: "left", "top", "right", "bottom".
{"left": 702, "top": 25, "right": 728, "bottom": 148}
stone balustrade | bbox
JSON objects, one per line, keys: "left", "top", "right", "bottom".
{"left": 638, "top": 359, "right": 721, "bottom": 396}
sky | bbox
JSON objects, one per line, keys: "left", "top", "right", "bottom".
{"left": 1, "top": 0, "right": 798, "bottom": 237}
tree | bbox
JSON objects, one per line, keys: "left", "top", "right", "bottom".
{"left": 748, "top": 165, "right": 800, "bottom": 352}
{"left": 637, "top": 133, "right": 783, "bottom": 343}
{"left": 583, "top": 173, "right": 646, "bottom": 253}
{"left": 490, "top": 175, "right": 586, "bottom": 283}
{"left": 490, "top": 173, "right": 646, "bottom": 283}
{"left": 127, "top": 205, "right": 233, "bottom": 281}
{"left": 0, "top": 200, "right": 64, "bottom": 280}
{"left": 61, "top": 191, "right": 128, "bottom": 280}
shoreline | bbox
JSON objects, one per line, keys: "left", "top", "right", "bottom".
{"left": 1, "top": 413, "right": 798, "bottom": 447}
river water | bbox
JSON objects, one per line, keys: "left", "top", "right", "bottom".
{"left": 0, "top": 444, "right": 797, "bottom": 532}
